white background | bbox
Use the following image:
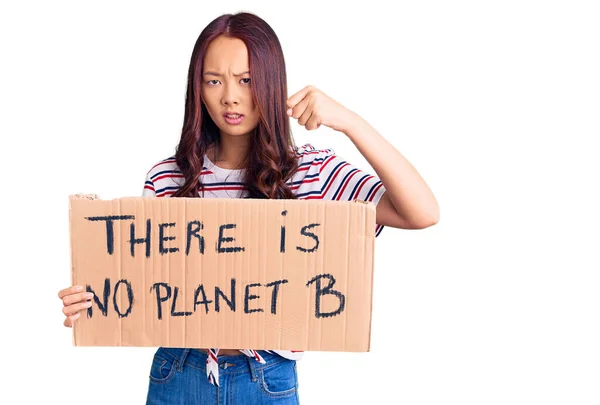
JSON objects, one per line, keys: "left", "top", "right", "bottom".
{"left": 1, "top": 1, "right": 599, "bottom": 404}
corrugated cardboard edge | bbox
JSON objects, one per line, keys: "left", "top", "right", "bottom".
{"left": 368, "top": 201, "right": 376, "bottom": 352}
{"left": 353, "top": 199, "right": 376, "bottom": 352}
{"left": 69, "top": 193, "right": 100, "bottom": 346}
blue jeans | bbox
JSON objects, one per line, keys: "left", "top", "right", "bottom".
{"left": 146, "top": 348, "right": 300, "bottom": 405}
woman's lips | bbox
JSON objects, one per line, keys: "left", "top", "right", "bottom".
{"left": 223, "top": 113, "right": 244, "bottom": 125}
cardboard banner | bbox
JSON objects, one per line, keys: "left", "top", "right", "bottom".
{"left": 69, "top": 194, "right": 376, "bottom": 351}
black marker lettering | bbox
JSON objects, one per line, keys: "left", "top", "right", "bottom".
{"left": 265, "top": 279, "right": 289, "bottom": 314}
{"left": 193, "top": 284, "right": 212, "bottom": 314}
{"left": 86, "top": 278, "right": 111, "bottom": 318}
{"left": 306, "top": 273, "right": 345, "bottom": 318}
{"left": 216, "top": 223, "right": 245, "bottom": 253}
{"left": 215, "top": 279, "right": 236, "bottom": 312}
{"left": 113, "top": 279, "right": 134, "bottom": 318}
{"left": 159, "top": 222, "right": 178, "bottom": 255}
{"left": 150, "top": 282, "right": 171, "bottom": 320}
{"left": 186, "top": 220, "right": 204, "bottom": 255}
{"left": 244, "top": 282, "right": 263, "bottom": 314}
{"left": 171, "top": 286, "right": 192, "bottom": 316}
{"left": 85, "top": 216, "right": 134, "bottom": 255}
{"left": 280, "top": 210, "right": 287, "bottom": 253}
{"left": 129, "top": 219, "right": 151, "bottom": 257}
{"left": 296, "top": 223, "right": 320, "bottom": 253}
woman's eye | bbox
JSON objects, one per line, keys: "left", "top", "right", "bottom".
{"left": 241, "top": 78, "right": 251, "bottom": 84}
{"left": 207, "top": 79, "right": 220, "bottom": 85}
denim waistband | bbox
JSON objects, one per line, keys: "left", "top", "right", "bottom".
{"left": 156, "top": 347, "right": 289, "bottom": 376}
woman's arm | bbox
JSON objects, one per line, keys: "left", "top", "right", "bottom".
{"left": 287, "top": 85, "right": 440, "bottom": 230}
{"left": 342, "top": 113, "right": 439, "bottom": 230}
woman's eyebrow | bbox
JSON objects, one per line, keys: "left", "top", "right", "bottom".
{"left": 203, "top": 70, "right": 250, "bottom": 77}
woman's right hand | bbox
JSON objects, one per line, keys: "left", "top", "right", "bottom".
{"left": 58, "top": 285, "right": 94, "bottom": 327}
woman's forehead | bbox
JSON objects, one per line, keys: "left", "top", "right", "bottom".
{"left": 203, "top": 36, "right": 249, "bottom": 74}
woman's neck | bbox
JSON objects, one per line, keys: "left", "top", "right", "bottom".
{"left": 210, "top": 132, "right": 251, "bottom": 170}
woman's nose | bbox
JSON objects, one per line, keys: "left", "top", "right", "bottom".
{"left": 222, "top": 85, "right": 240, "bottom": 106}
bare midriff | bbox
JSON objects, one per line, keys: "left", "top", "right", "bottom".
{"left": 200, "top": 348, "right": 243, "bottom": 356}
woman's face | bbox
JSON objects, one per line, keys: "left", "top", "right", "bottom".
{"left": 201, "top": 35, "right": 259, "bottom": 139}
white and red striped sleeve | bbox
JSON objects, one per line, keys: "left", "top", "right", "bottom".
{"left": 142, "top": 171, "right": 156, "bottom": 197}
{"left": 317, "top": 149, "right": 387, "bottom": 237}
{"left": 142, "top": 157, "right": 184, "bottom": 198}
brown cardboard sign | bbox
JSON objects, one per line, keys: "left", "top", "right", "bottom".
{"left": 69, "top": 194, "right": 376, "bottom": 351}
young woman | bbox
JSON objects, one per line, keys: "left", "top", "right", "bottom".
{"left": 58, "top": 12, "right": 439, "bottom": 404}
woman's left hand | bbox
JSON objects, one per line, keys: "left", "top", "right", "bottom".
{"left": 286, "top": 85, "right": 358, "bottom": 133}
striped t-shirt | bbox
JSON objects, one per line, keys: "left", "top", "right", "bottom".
{"left": 141, "top": 143, "right": 386, "bottom": 385}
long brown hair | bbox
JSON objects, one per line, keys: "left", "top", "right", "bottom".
{"left": 172, "top": 12, "right": 298, "bottom": 199}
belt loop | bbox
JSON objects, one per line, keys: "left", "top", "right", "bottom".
{"left": 246, "top": 355, "right": 259, "bottom": 382}
{"left": 176, "top": 348, "right": 190, "bottom": 372}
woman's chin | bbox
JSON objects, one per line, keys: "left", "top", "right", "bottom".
{"left": 218, "top": 126, "right": 254, "bottom": 138}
